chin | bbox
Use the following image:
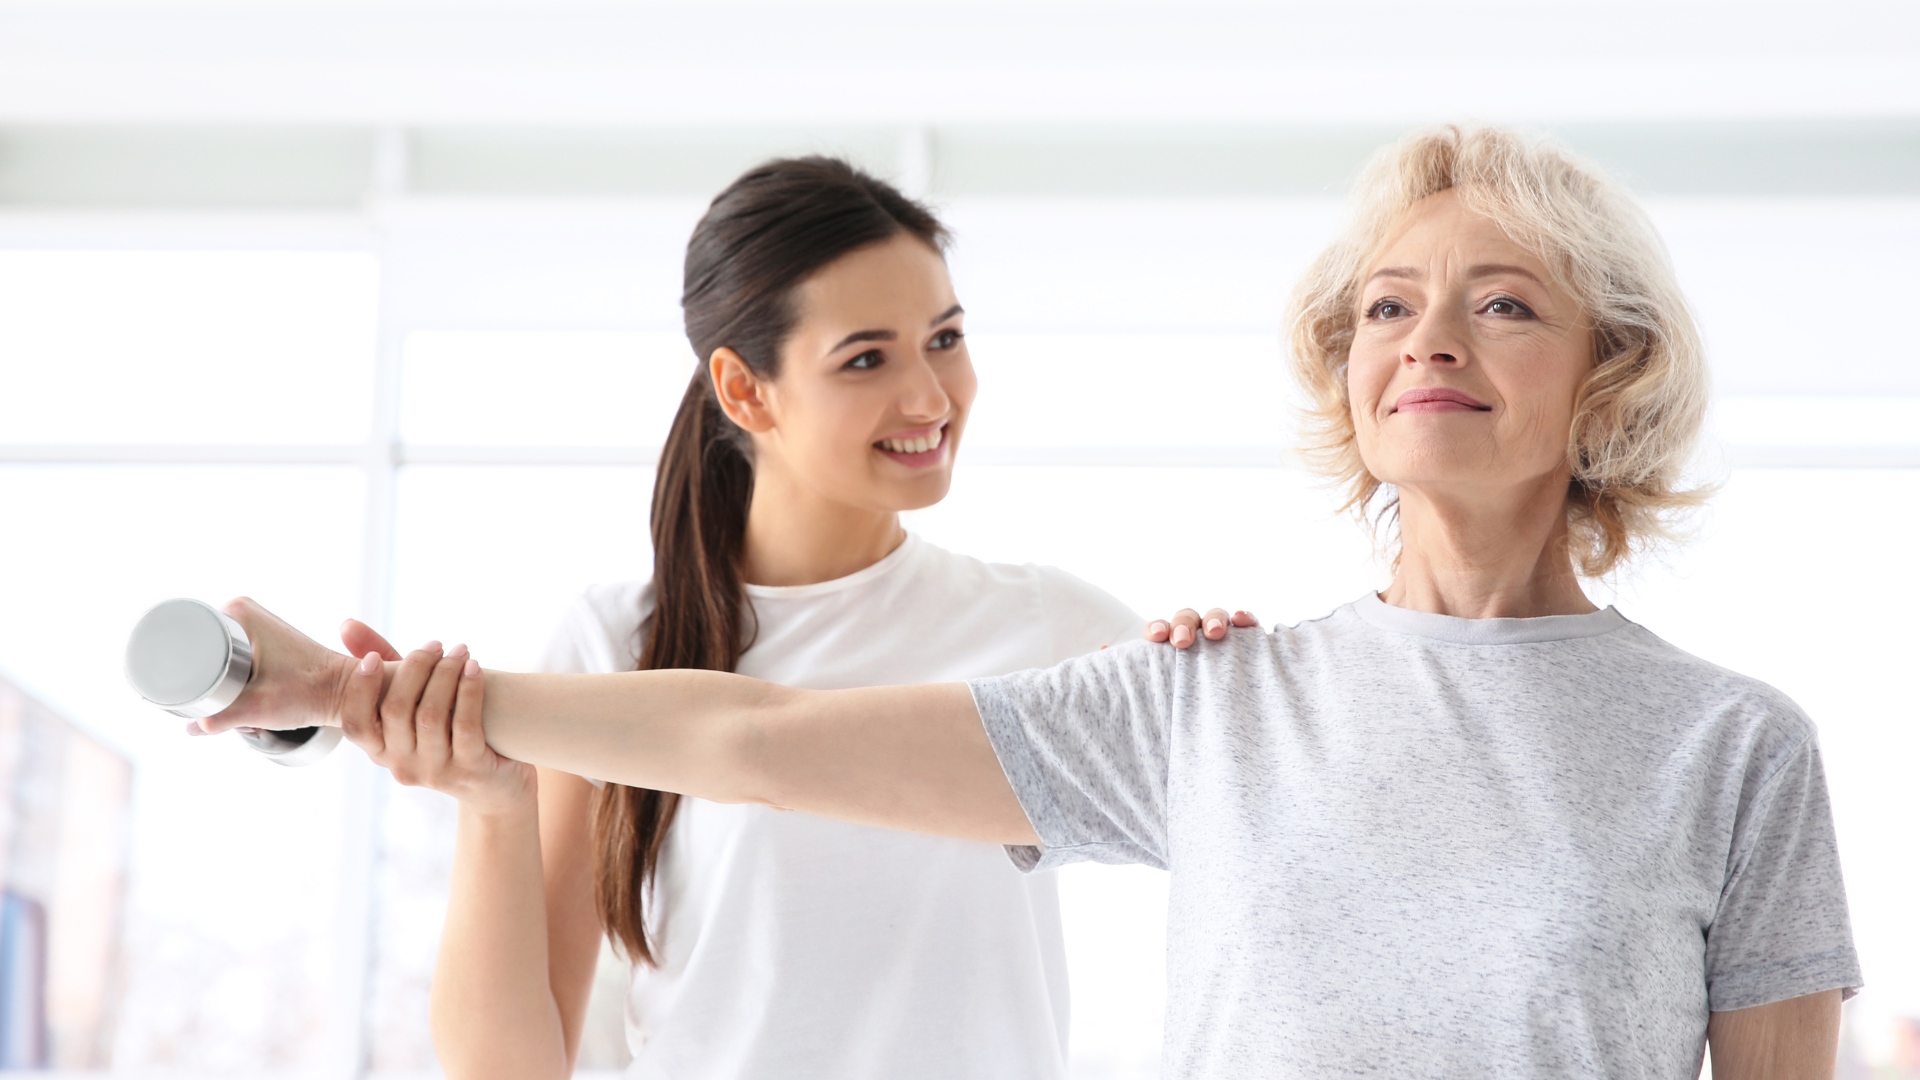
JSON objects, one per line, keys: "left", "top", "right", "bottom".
{"left": 1365, "top": 442, "right": 1492, "bottom": 487}
{"left": 892, "top": 474, "right": 954, "bottom": 512}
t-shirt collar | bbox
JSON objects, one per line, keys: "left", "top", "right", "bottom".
{"left": 1351, "top": 591, "right": 1628, "bottom": 645}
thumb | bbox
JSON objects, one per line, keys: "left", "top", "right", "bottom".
{"left": 339, "top": 650, "right": 387, "bottom": 757}
{"left": 340, "top": 618, "right": 403, "bottom": 662}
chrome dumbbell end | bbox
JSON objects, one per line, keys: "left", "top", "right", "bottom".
{"left": 235, "top": 724, "right": 344, "bottom": 766}
{"left": 126, "top": 598, "right": 340, "bottom": 767}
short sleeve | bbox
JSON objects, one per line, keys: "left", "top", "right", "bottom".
{"left": 968, "top": 640, "right": 1175, "bottom": 873}
{"left": 1034, "top": 565, "right": 1145, "bottom": 662}
{"left": 1704, "top": 733, "right": 1864, "bottom": 1010}
{"left": 537, "top": 599, "right": 600, "bottom": 675}
{"left": 538, "top": 581, "right": 650, "bottom": 676}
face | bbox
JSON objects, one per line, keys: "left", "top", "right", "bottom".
{"left": 716, "top": 233, "right": 975, "bottom": 513}
{"left": 1348, "top": 190, "right": 1593, "bottom": 502}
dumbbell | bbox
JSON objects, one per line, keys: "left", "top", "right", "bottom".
{"left": 125, "top": 598, "right": 343, "bottom": 766}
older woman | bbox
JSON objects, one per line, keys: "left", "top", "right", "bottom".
{"left": 215, "top": 125, "right": 1858, "bottom": 1078}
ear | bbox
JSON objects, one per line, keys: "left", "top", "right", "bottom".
{"left": 709, "top": 347, "right": 776, "bottom": 434}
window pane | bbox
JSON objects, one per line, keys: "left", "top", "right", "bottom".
{"left": 0, "top": 251, "right": 378, "bottom": 444}
{"left": 0, "top": 463, "right": 366, "bottom": 1071}
{"left": 388, "top": 465, "right": 654, "bottom": 667}
{"left": 400, "top": 331, "right": 695, "bottom": 447}
{"left": 965, "top": 334, "right": 1293, "bottom": 448}
{"left": 1653, "top": 201, "right": 1920, "bottom": 397}
{"left": 1712, "top": 397, "right": 1920, "bottom": 447}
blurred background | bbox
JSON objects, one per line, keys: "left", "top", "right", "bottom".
{"left": 0, "top": 1, "right": 1916, "bottom": 1077}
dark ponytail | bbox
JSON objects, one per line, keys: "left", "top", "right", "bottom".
{"left": 592, "top": 156, "right": 949, "bottom": 965}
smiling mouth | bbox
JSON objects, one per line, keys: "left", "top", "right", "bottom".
{"left": 875, "top": 424, "right": 948, "bottom": 464}
{"left": 1393, "top": 388, "right": 1492, "bottom": 414}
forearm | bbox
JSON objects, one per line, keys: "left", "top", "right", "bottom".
{"left": 477, "top": 669, "right": 783, "bottom": 802}
{"left": 475, "top": 671, "right": 1034, "bottom": 844}
{"left": 430, "top": 799, "right": 571, "bottom": 1080}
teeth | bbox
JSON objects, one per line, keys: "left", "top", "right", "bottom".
{"left": 881, "top": 429, "right": 943, "bottom": 455}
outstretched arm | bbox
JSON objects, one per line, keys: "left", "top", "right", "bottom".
{"left": 474, "top": 670, "right": 1030, "bottom": 843}
{"left": 205, "top": 598, "right": 1036, "bottom": 845}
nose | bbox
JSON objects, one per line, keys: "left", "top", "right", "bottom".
{"left": 899, "top": 351, "right": 952, "bottom": 420}
{"left": 1402, "top": 308, "right": 1469, "bottom": 369}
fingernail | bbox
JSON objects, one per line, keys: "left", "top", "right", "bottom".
{"left": 1148, "top": 621, "right": 1168, "bottom": 635}
{"left": 1171, "top": 625, "right": 1193, "bottom": 647}
{"left": 1205, "top": 618, "right": 1224, "bottom": 636}
{"left": 185, "top": 721, "right": 208, "bottom": 736}
{"left": 447, "top": 643, "right": 469, "bottom": 660}
{"left": 423, "top": 640, "right": 442, "bottom": 653}
{"left": 359, "top": 651, "right": 380, "bottom": 675}
{"left": 463, "top": 658, "right": 479, "bottom": 678}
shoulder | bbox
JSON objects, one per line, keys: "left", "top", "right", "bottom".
{"left": 1608, "top": 619, "right": 1819, "bottom": 772}
{"left": 911, "top": 536, "right": 1143, "bottom": 657}
{"left": 540, "top": 579, "right": 653, "bottom": 674}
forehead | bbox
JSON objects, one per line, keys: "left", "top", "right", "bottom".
{"left": 792, "top": 234, "right": 954, "bottom": 328}
{"left": 1365, "top": 190, "right": 1550, "bottom": 280}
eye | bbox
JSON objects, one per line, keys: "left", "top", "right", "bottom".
{"left": 843, "top": 349, "right": 884, "bottom": 371}
{"left": 1365, "top": 299, "right": 1409, "bottom": 320}
{"left": 929, "top": 328, "right": 964, "bottom": 350}
{"left": 1482, "top": 296, "right": 1535, "bottom": 318}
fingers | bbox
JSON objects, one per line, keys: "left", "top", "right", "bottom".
{"left": 449, "top": 656, "right": 489, "bottom": 766}
{"left": 379, "top": 642, "right": 443, "bottom": 762}
{"left": 339, "top": 650, "right": 387, "bottom": 757}
{"left": 411, "top": 645, "right": 467, "bottom": 767}
{"left": 1148, "top": 607, "right": 1261, "bottom": 648}
{"left": 340, "top": 618, "right": 403, "bottom": 662}
{"left": 1168, "top": 608, "right": 1201, "bottom": 648}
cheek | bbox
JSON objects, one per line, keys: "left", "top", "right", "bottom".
{"left": 945, "top": 360, "right": 980, "bottom": 419}
{"left": 1496, "top": 342, "right": 1589, "bottom": 448}
{"left": 1345, "top": 347, "right": 1393, "bottom": 428}
{"left": 777, "top": 386, "right": 870, "bottom": 460}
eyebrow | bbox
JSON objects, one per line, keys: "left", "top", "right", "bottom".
{"left": 1364, "top": 264, "right": 1546, "bottom": 286}
{"left": 825, "top": 328, "right": 895, "bottom": 356}
{"left": 823, "top": 305, "right": 965, "bottom": 357}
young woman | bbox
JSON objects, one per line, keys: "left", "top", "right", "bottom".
{"left": 334, "top": 157, "right": 1178, "bottom": 1080}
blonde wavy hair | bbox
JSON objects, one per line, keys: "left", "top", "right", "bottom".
{"left": 1288, "top": 124, "right": 1711, "bottom": 577}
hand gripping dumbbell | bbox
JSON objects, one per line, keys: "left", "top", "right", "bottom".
{"left": 126, "top": 598, "right": 343, "bottom": 766}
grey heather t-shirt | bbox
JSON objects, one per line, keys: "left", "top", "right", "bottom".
{"left": 970, "top": 594, "right": 1861, "bottom": 1079}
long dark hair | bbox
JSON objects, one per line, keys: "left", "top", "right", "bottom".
{"left": 592, "top": 156, "right": 949, "bottom": 964}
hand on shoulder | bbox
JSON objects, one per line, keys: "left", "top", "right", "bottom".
{"left": 1144, "top": 607, "right": 1259, "bottom": 649}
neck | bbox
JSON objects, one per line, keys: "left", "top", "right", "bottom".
{"left": 739, "top": 461, "right": 905, "bottom": 588}
{"left": 1381, "top": 474, "right": 1597, "bottom": 620}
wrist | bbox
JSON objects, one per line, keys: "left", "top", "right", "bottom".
{"left": 322, "top": 651, "right": 360, "bottom": 728}
{"left": 458, "top": 780, "right": 540, "bottom": 824}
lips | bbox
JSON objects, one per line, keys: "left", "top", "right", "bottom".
{"left": 1392, "top": 388, "right": 1492, "bottom": 414}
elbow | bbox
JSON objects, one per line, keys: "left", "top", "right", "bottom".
{"left": 713, "top": 683, "right": 796, "bottom": 809}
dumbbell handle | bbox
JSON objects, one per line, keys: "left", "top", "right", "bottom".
{"left": 126, "top": 598, "right": 342, "bottom": 767}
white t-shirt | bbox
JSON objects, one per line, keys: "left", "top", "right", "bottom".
{"left": 540, "top": 533, "right": 1142, "bottom": 1080}
{"left": 971, "top": 595, "right": 1862, "bottom": 1079}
